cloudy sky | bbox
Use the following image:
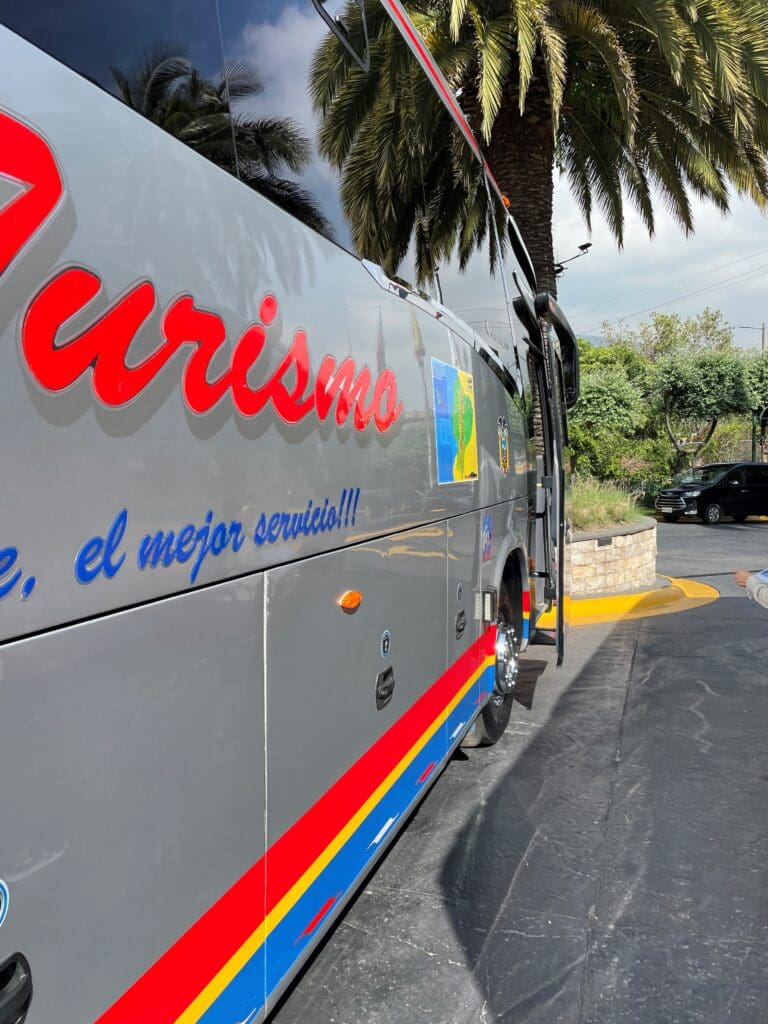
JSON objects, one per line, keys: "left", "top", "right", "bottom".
{"left": 552, "top": 180, "right": 768, "bottom": 348}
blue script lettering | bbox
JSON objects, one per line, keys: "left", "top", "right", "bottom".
{"left": 0, "top": 547, "right": 36, "bottom": 600}
{"left": 137, "top": 512, "right": 245, "bottom": 584}
{"left": 74, "top": 509, "right": 127, "bottom": 584}
{"left": 0, "top": 547, "right": 22, "bottom": 599}
{"left": 252, "top": 488, "right": 360, "bottom": 549}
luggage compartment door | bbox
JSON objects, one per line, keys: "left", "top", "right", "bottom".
{"left": 261, "top": 524, "right": 450, "bottom": 1013}
{"left": 0, "top": 578, "right": 266, "bottom": 1024}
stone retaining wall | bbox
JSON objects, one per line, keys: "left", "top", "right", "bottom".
{"left": 567, "top": 516, "right": 657, "bottom": 597}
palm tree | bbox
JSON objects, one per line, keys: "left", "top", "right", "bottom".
{"left": 112, "top": 44, "right": 330, "bottom": 234}
{"left": 310, "top": 1, "right": 506, "bottom": 288}
{"left": 311, "top": 0, "right": 768, "bottom": 294}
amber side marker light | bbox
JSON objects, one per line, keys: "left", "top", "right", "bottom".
{"left": 338, "top": 590, "right": 363, "bottom": 614}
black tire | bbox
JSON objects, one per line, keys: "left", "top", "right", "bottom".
{"left": 702, "top": 503, "right": 723, "bottom": 525}
{"left": 662, "top": 515, "right": 680, "bottom": 523}
{"left": 462, "top": 571, "right": 520, "bottom": 747}
{"left": 733, "top": 515, "right": 748, "bottom": 523}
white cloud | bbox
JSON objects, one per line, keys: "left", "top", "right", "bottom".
{"left": 237, "top": 5, "right": 321, "bottom": 130}
{"left": 228, "top": 4, "right": 351, "bottom": 242}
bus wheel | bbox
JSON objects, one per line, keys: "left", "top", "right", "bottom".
{"left": 462, "top": 576, "right": 520, "bottom": 747}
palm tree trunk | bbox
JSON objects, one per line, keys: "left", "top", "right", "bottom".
{"left": 484, "top": 70, "right": 557, "bottom": 297}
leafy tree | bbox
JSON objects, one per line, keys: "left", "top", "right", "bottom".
{"left": 577, "top": 338, "right": 652, "bottom": 390}
{"left": 311, "top": 1, "right": 768, "bottom": 292}
{"left": 570, "top": 363, "right": 645, "bottom": 435}
{"left": 112, "top": 45, "right": 329, "bottom": 233}
{"left": 567, "top": 345, "right": 655, "bottom": 477}
{"left": 744, "top": 351, "right": 768, "bottom": 412}
{"left": 698, "top": 414, "right": 752, "bottom": 462}
{"left": 744, "top": 351, "right": 768, "bottom": 459}
{"left": 602, "top": 309, "right": 734, "bottom": 361}
{"left": 656, "top": 350, "right": 750, "bottom": 469}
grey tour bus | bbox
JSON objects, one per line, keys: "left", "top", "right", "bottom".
{"left": 0, "top": 1, "right": 578, "bottom": 1021}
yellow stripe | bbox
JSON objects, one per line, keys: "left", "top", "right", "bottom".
{"left": 537, "top": 575, "right": 719, "bottom": 628}
{"left": 175, "top": 653, "right": 494, "bottom": 1024}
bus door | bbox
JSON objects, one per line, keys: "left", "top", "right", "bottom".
{"left": 527, "top": 339, "right": 566, "bottom": 665}
{"left": 540, "top": 323, "right": 567, "bottom": 666}
{"left": 534, "top": 292, "right": 580, "bottom": 666}
{"left": 510, "top": 285, "right": 567, "bottom": 665}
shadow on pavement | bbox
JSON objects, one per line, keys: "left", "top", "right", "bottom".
{"left": 270, "top": 586, "right": 767, "bottom": 1024}
{"left": 437, "top": 595, "right": 768, "bottom": 1024}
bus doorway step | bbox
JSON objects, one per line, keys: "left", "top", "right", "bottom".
{"left": 531, "top": 629, "right": 557, "bottom": 646}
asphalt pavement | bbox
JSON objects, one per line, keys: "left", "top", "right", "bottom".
{"left": 273, "top": 520, "right": 768, "bottom": 1024}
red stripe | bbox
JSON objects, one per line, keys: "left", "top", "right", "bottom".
{"left": 483, "top": 161, "right": 502, "bottom": 196}
{"left": 96, "top": 632, "right": 492, "bottom": 1023}
{"left": 484, "top": 622, "right": 497, "bottom": 656}
{"left": 299, "top": 894, "right": 340, "bottom": 939}
{"left": 417, "top": 762, "right": 436, "bottom": 784}
{"left": 522, "top": 589, "right": 531, "bottom": 613}
{"left": 381, "top": 0, "right": 480, "bottom": 157}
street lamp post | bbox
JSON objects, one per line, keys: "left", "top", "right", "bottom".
{"left": 555, "top": 242, "right": 592, "bottom": 278}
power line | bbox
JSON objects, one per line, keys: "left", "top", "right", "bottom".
{"left": 581, "top": 260, "right": 768, "bottom": 335}
{"left": 570, "top": 245, "right": 768, "bottom": 325}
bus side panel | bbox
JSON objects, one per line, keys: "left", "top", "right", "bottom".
{"left": 0, "top": 30, "right": 487, "bottom": 646}
{"left": 472, "top": 346, "right": 531, "bottom": 508}
{"left": 0, "top": 577, "right": 265, "bottom": 1024}
{"left": 249, "top": 527, "right": 448, "bottom": 1016}
{"left": 445, "top": 511, "right": 486, "bottom": 735}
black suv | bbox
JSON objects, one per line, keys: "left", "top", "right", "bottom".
{"left": 656, "top": 462, "right": 768, "bottom": 524}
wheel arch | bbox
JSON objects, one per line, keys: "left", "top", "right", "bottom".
{"left": 492, "top": 540, "right": 528, "bottom": 648}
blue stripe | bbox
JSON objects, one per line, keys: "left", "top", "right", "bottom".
{"left": 198, "top": 665, "right": 494, "bottom": 1023}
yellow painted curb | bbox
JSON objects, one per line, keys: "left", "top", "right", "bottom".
{"left": 537, "top": 575, "right": 719, "bottom": 628}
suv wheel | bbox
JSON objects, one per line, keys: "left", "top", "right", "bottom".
{"left": 702, "top": 502, "right": 723, "bottom": 525}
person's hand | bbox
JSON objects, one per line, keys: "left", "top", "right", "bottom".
{"left": 735, "top": 569, "right": 751, "bottom": 587}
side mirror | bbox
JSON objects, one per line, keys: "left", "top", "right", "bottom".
{"left": 729, "top": 478, "right": 740, "bottom": 487}
{"left": 534, "top": 292, "right": 580, "bottom": 409}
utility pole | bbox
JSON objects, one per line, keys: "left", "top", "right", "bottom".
{"left": 738, "top": 322, "right": 765, "bottom": 350}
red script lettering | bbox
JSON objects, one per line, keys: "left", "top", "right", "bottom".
{"left": 0, "top": 111, "right": 403, "bottom": 433}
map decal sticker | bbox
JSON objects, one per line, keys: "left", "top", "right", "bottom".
{"left": 431, "top": 358, "right": 479, "bottom": 484}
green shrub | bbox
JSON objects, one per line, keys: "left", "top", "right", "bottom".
{"left": 568, "top": 476, "right": 641, "bottom": 532}
{"left": 698, "top": 414, "right": 751, "bottom": 463}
